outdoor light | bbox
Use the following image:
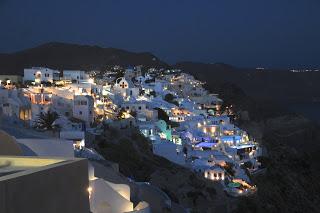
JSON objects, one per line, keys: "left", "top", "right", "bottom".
{"left": 88, "top": 78, "right": 94, "bottom": 84}
{"left": 87, "top": 186, "right": 93, "bottom": 198}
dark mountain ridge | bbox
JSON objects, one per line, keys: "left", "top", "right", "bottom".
{"left": 0, "top": 42, "right": 168, "bottom": 74}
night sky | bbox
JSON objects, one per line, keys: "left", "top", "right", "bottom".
{"left": 0, "top": 0, "right": 319, "bottom": 68}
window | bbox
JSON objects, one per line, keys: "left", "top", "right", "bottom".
{"left": 79, "top": 111, "right": 82, "bottom": 115}
{"left": 138, "top": 106, "right": 142, "bottom": 110}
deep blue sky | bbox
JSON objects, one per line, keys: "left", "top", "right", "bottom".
{"left": 0, "top": 0, "right": 319, "bottom": 68}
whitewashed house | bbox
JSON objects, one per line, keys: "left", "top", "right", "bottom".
{"left": 121, "top": 100, "right": 148, "bottom": 113}
{"left": 23, "top": 67, "right": 60, "bottom": 84}
{"left": 63, "top": 70, "right": 89, "bottom": 83}
{"left": 0, "top": 88, "right": 31, "bottom": 122}
{"left": 88, "top": 164, "right": 150, "bottom": 213}
{"left": 51, "top": 95, "right": 73, "bottom": 117}
{"left": 114, "top": 77, "right": 139, "bottom": 98}
{"left": 23, "top": 87, "right": 53, "bottom": 123}
{"left": 124, "top": 66, "right": 142, "bottom": 79}
{"left": 73, "top": 95, "right": 94, "bottom": 127}
{"left": 138, "top": 122, "right": 156, "bottom": 140}
{"left": 204, "top": 166, "right": 225, "bottom": 181}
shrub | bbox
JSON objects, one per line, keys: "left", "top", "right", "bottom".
{"left": 150, "top": 91, "right": 156, "bottom": 97}
{"left": 164, "top": 93, "right": 175, "bottom": 102}
{"left": 33, "top": 111, "right": 59, "bottom": 130}
{"left": 164, "top": 93, "right": 179, "bottom": 106}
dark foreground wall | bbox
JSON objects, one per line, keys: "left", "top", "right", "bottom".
{"left": 0, "top": 159, "right": 90, "bottom": 213}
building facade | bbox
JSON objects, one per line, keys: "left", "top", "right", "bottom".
{"left": 23, "top": 67, "right": 60, "bottom": 84}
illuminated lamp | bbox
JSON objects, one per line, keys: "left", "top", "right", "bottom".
{"left": 87, "top": 186, "right": 93, "bottom": 198}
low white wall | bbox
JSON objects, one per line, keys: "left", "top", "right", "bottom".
{"left": 89, "top": 178, "right": 133, "bottom": 213}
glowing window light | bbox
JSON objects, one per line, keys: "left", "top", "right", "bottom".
{"left": 88, "top": 78, "right": 94, "bottom": 84}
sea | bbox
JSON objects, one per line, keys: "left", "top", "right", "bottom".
{"left": 288, "top": 103, "right": 320, "bottom": 124}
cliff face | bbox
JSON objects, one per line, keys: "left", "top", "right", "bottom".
{"left": 237, "top": 116, "right": 320, "bottom": 213}
{"left": 184, "top": 70, "right": 320, "bottom": 213}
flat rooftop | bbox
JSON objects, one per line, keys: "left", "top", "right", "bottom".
{"left": 0, "top": 156, "right": 83, "bottom": 180}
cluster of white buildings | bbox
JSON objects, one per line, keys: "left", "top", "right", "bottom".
{"left": 99, "top": 66, "right": 261, "bottom": 196}
{"left": 107, "top": 68, "right": 262, "bottom": 196}
{"left": 0, "top": 64, "right": 262, "bottom": 211}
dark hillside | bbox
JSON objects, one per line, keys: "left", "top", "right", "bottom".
{"left": 0, "top": 42, "right": 169, "bottom": 74}
{"left": 94, "top": 127, "right": 234, "bottom": 212}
